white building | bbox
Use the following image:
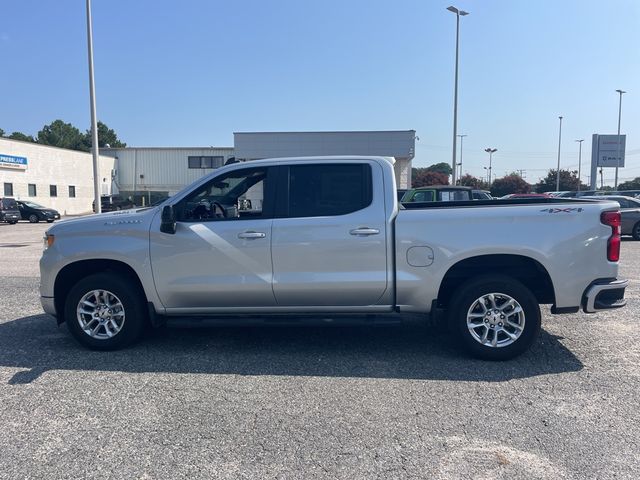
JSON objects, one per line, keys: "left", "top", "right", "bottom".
{"left": 0, "top": 138, "right": 116, "bottom": 215}
{"left": 101, "top": 146, "right": 234, "bottom": 206}
{"left": 234, "top": 130, "right": 415, "bottom": 188}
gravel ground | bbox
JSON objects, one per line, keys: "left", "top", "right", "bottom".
{"left": 0, "top": 221, "right": 638, "bottom": 479}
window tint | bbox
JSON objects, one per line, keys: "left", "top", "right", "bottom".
{"left": 50, "top": 185, "right": 57, "bottom": 197}
{"left": 69, "top": 185, "right": 76, "bottom": 198}
{"left": 3, "top": 183, "right": 12, "bottom": 196}
{"left": 412, "top": 190, "right": 434, "bottom": 202}
{"left": 288, "top": 164, "right": 372, "bottom": 217}
{"left": 179, "top": 167, "right": 268, "bottom": 221}
{"left": 28, "top": 184, "right": 37, "bottom": 197}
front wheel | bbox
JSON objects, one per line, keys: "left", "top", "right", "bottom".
{"left": 28, "top": 214, "right": 39, "bottom": 223}
{"left": 632, "top": 222, "right": 640, "bottom": 241}
{"left": 448, "top": 275, "right": 541, "bottom": 360}
{"left": 64, "top": 273, "right": 147, "bottom": 350}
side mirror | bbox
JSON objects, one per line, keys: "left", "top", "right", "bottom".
{"left": 160, "top": 205, "right": 176, "bottom": 234}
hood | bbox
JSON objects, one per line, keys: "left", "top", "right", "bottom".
{"left": 47, "top": 207, "right": 159, "bottom": 234}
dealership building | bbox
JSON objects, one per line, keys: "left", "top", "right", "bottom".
{"left": 1, "top": 130, "right": 415, "bottom": 214}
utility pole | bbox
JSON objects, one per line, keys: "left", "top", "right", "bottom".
{"left": 484, "top": 148, "right": 497, "bottom": 185}
{"left": 614, "top": 89, "right": 626, "bottom": 189}
{"left": 86, "top": 0, "right": 101, "bottom": 213}
{"left": 457, "top": 134, "right": 467, "bottom": 184}
{"left": 556, "top": 116, "right": 563, "bottom": 191}
{"left": 576, "top": 139, "right": 584, "bottom": 191}
{"left": 446, "top": 6, "right": 469, "bottom": 185}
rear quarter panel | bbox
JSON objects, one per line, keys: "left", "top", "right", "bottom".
{"left": 395, "top": 201, "right": 620, "bottom": 312}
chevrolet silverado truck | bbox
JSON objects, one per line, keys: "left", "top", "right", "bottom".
{"left": 40, "top": 156, "right": 628, "bottom": 360}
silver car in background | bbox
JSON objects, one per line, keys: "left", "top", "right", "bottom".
{"left": 583, "top": 196, "right": 640, "bottom": 240}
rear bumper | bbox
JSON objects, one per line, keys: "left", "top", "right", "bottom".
{"left": 582, "top": 279, "right": 628, "bottom": 313}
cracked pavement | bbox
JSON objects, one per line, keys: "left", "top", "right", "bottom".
{"left": 0, "top": 222, "right": 639, "bottom": 479}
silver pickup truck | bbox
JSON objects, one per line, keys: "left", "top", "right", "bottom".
{"left": 40, "top": 156, "right": 627, "bottom": 359}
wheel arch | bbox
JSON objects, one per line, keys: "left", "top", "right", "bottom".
{"left": 54, "top": 259, "right": 148, "bottom": 323}
{"left": 436, "top": 254, "right": 555, "bottom": 308}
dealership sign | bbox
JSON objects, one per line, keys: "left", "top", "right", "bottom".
{"left": 0, "top": 153, "right": 28, "bottom": 170}
{"left": 591, "top": 134, "right": 626, "bottom": 168}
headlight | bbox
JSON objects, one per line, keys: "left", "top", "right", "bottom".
{"left": 43, "top": 233, "right": 55, "bottom": 250}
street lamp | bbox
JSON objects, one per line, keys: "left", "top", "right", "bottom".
{"left": 447, "top": 6, "right": 469, "bottom": 185}
{"left": 484, "top": 148, "right": 497, "bottom": 185}
{"left": 576, "top": 139, "right": 584, "bottom": 192}
{"left": 556, "top": 116, "right": 563, "bottom": 191}
{"left": 86, "top": 0, "right": 101, "bottom": 213}
{"left": 457, "top": 134, "right": 467, "bottom": 183}
{"left": 614, "top": 89, "right": 626, "bottom": 189}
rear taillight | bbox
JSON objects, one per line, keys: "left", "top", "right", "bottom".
{"left": 601, "top": 211, "right": 621, "bottom": 262}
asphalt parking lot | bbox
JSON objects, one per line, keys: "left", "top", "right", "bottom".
{"left": 0, "top": 221, "right": 639, "bottom": 479}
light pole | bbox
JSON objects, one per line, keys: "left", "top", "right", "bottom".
{"left": 576, "top": 139, "right": 584, "bottom": 192}
{"left": 484, "top": 148, "right": 497, "bottom": 185}
{"left": 457, "top": 134, "right": 467, "bottom": 183}
{"left": 614, "top": 89, "right": 626, "bottom": 189}
{"left": 447, "top": 6, "right": 469, "bottom": 185}
{"left": 556, "top": 116, "right": 563, "bottom": 191}
{"left": 86, "top": 0, "right": 101, "bottom": 213}
{"left": 483, "top": 166, "right": 489, "bottom": 184}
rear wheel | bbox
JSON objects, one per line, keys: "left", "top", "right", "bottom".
{"left": 632, "top": 222, "right": 640, "bottom": 240}
{"left": 28, "top": 214, "right": 38, "bottom": 223}
{"left": 64, "top": 273, "right": 147, "bottom": 350}
{"left": 448, "top": 275, "right": 541, "bottom": 360}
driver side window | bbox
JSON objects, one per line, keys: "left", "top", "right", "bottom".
{"left": 177, "top": 167, "right": 268, "bottom": 222}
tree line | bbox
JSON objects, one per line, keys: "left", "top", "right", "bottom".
{"left": 0, "top": 120, "right": 126, "bottom": 151}
{"left": 412, "top": 163, "right": 640, "bottom": 196}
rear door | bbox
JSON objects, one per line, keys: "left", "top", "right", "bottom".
{"left": 271, "top": 161, "right": 389, "bottom": 306}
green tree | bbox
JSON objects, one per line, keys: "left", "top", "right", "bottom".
{"left": 0, "top": 128, "right": 4, "bottom": 137}
{"left": 412, "top": 170, "right": 449, "bottom": 187}
{"left": 7, "top": 131, "right": 35, "bottom": 142}
{"left": 37, "top": 120, "right": 85, "bottom": 150}
{"left": 490, "top": 174, "right": 532, "bottom": 197}
{"left": 535, "top": 169, "right": 588, "bottom": 193}
{"left": 617, "top": 178, "right": 640, "bottom": 190}
{"left": 425, "top": 162, "right": 453, "bottom": 176}
{"left": 81, "top": 121, "right": 127, "bottom": 149}
{"left": 459, "top": 174, "right": 489, "bottom": 190}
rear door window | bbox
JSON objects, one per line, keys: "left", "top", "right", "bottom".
{"left": 287, "top": 164, "right": 372, "bottom": 217}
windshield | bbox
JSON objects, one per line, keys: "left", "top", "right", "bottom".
{"left": 22, "top": 201, "right": 45, "bottom": 209}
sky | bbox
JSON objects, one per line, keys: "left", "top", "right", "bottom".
{"left": 1, "top": 0, "right": 639, "bottom": 185}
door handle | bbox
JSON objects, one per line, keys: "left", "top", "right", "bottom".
{"left": 237, "top": 231, "right": 266, "bottom": 239}
{"left": 349, "top": 227, "right": 380, "bottom": 236}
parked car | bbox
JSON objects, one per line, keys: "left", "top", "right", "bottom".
{"left": 40, "top": 156, "right": 627, "bottom": 360}
{"left": 401, "top": 185, "right": 472, "bottom": 203}
{"left": 472, "top": 190, "right": 493, "bottom": 200}
{"left": 93, "top": 195, "right": 136, "bottom": 213}
{"left": 396, "top": 189, "right": 408, "bottom": 202}
{"left": 500, "top": 193, "right": 550, "bottom": 199}
{"left": 610, "top": 190, "right": 640, "bottom": 198}
{"left": 0, "top": 197, "right": 21, "bottom": 224}
{"left": 16, "top": 201, "right": 61, "bottom": 223}
{"left": 582, "top": 195, "right": 640, "bottom": 240}
{"left": 556, "top": 190, "right": 605, "bottom": 198}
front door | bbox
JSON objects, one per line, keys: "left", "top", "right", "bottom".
{"left": 149, "top": 166, "right": 276, "bottom": 311}
{"left": 271, "top": 162, "right": 389, "bottom": 306}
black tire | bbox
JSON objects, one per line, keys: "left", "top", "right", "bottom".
{"left": 46, "top": 220, "right": 54, "bottom": 223}
{"left": 28, "top": 214, "right": 39, "bottom": 223}
{"left": 64, "top": 273, "right": 147, "bottom": 350}
{"left": 448, "top": 274, "right": 541, "bottom": 360}
{"left": 632, "top": 222, "right": 640, "bottom": 241}
{"left": 9, "top": 221, "right": 17, "bottom": 225}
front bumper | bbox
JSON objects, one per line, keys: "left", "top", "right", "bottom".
{"left": 583, "top": 279, "right": 628, "bottom": 313}
{"left": 41, "top": 296, "right": 57, "bottom": 317}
